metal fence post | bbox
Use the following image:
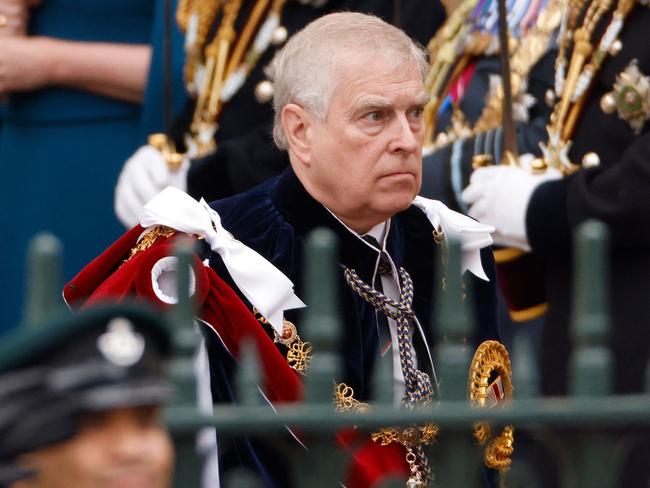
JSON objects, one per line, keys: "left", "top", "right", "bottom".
{"left": 434, "top": 237, "right": 480, "bottom": 487}
{"left": 293, "top": 228, "right": 345, "bottom": 487}
{"left": 569, "top": 220, "right": 615, "bottom": 488}
{"left": 24, "top": 232, "right": 62, "bottom": 327}
{"left": 169, "top": 237, "right": 202, "bottom": 488}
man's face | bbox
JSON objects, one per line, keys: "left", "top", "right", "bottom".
{"left": 15, "top": 406, "right": 174, "bottom": 488}
{"left": 304, "top": 56, "right": 428, "bottom": 232}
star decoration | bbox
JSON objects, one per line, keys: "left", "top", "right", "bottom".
{"left": 611, "top": 59, "right": 650, "bottom": 135}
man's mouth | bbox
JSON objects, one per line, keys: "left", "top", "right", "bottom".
{"left": 381, "top": 171, "right": 414, "bottom": 179}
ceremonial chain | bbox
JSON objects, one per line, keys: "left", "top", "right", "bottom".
{"left": 344, "top": 266, "right": 436, "bottom": 487}
{"left": 252, "top": 308, "right": 313, "bottom": 374}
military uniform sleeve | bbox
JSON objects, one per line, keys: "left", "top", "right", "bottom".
{"left": 527, "top": 14, "right": 650, "bottom": 257}
{"left": 421, "top": 50, "right": 556, "bottom": 211}
{"left": 527, "top": 132, "right": 650, "bottom": 257}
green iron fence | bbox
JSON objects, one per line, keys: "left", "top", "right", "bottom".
{"left": 23, "top": 220, "right": 650, "bottom": 487}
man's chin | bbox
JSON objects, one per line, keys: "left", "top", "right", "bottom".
{"left": 376, "top": 190, "right": 418, "bottom": 217}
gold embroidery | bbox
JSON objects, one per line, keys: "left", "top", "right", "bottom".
{"left": 468, "top": 340, "right": 515, "bottom": 470}
{"left": 124, "top": 226, "right": 176, "bottom": 263}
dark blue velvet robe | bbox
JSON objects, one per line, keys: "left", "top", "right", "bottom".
{"left": 204, "top": 168, "right": 500, "bottom": 486}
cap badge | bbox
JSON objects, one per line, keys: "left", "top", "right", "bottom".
{"left": 97, "top": 318, "right": 145, "bottom": 367}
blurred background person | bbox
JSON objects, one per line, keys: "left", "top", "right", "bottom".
{"left": 0, "top": 0, "right": 186, "bottom": 333}
{"left": 0, "top": 304, "right": 174, "bottom": 488}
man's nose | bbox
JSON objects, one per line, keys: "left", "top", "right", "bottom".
{"left": 389, "top": 113, "right": 420, "bottom": 154}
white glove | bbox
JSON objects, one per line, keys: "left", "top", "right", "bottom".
{"left": 461, "top": 154, "right": 562, "bottom": 251}
{"left": 114, "top": 145, "right": 190, "bottom": 228}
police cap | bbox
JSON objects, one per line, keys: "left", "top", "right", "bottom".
{"left": 0, "top": 304, "right": 174, "bottom": 484}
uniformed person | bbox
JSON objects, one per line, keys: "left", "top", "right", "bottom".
{"left": 0, "top": 305, "right": 175, "bottom": 488}
{"left": 419, "top": 0, "right": 561, "bottom": 213}
{"left": 462, "top": 5, "right": 650, "bottom": 482}
{"left": 462, "top": 0, "right": 650, "bottom": 397}
{"left": 67, "top": 11, "right": 502, "bottom": 487}
{"left": 204, "top": 12, "right": 499, "bottom": 486}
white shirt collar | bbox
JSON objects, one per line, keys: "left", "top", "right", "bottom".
{"left": 322, "top": 206, "right": 390, "bottom": 252}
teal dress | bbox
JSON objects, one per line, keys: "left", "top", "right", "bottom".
{"left": 0, "top": 0, "right": 186, "bottom": 331}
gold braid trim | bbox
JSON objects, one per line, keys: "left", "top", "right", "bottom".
{"left": 176, "top": 0, "right": 193, "bottom": 31}
{"left": 468, "top": 340, "right": 515, "bottom": 470}
{"left": 484, "top": 425, "right": 515, "bottom": 470}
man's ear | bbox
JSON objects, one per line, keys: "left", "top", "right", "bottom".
{"left": 282, "top": 103, "right": 313, "bottom": 165}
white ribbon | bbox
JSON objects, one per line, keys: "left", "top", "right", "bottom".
{"left": 412, "top": 196, "right": 495, "bottom": 281}
{"left": 141, "top": 187, "right": 305, "bottom": 334}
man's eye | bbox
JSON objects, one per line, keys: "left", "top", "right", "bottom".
{"left": 365, "top": 111, "right": 384, "bottom": 122}
{"left": 410, "top": 107, "right": 424, "bottom": 119}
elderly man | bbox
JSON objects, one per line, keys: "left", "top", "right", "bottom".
{"left": 206, "top": 11, "right": 499, "bottom": 486}
{"left": 65, "top": 11, "right": 499, "bottom": 488}
{"left": 114, "top": 0, "right": 446, "bottom": 229}
{"left": 0, "top": 305, "right": 174, "bottom": 488}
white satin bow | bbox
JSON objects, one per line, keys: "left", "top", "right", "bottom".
{"left": 141, "top": 187, "right": 305, "bottom": 334}
{"left": 412, "top": 196, "right": 495, "bottom": 281}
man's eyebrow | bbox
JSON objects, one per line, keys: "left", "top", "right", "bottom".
{"left": 352, "top": 97, "right": 393, "bottom": 114}
{"left": 413, "top": 93, "right": 432, "bottom": 106}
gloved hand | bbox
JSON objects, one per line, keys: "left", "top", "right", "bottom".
{"left": 114, "top": 145, "right": 190, "bottom": 228}
{"left": 461, "top": 154, "right": 562, "bottom": 251}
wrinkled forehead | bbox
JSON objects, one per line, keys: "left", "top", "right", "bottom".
{"left": 329, "top": 55, "right": 427, "bottom": 110}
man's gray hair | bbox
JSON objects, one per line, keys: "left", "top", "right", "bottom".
{"left": 271, "top": 12, "right": 428, "bottom": 150}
